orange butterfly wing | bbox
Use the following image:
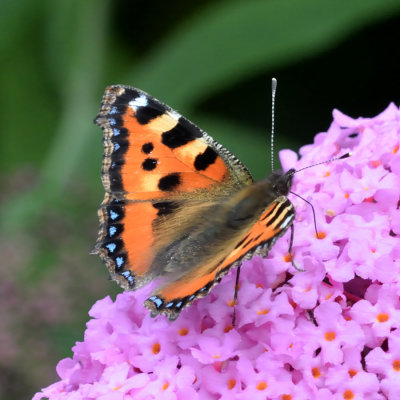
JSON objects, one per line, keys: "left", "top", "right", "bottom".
{"left": 93, "top": 85, "right": 253, "bottom": 290}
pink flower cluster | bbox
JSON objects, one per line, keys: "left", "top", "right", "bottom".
{"left": 34, "top": 104, "right": 400, "bottom": 400}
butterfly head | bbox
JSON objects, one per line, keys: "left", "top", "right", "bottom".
{"left": 270, "top": 168, "right": 295, "bottom": 197}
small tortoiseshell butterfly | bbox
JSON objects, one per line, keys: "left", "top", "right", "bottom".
{"left": 93, "top": 85, "right": 295, "bottom": 321}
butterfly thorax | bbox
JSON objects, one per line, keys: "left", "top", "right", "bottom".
{"left": 227, "top": 168, "right": 294, "bottom": 228}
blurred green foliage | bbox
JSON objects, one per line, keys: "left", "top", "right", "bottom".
{"left": 1, "top": 0, "right": 400, "bottom": 398}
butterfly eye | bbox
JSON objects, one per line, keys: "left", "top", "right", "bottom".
{"left": 272, "top": 170, "right": 294, "bottom": 196}
{"left": 274, "top": 181, "right": 288, "bottom": 195}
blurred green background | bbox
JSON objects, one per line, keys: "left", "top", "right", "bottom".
{"left": 1, "top": 0, "right": 400, "bottom": 398}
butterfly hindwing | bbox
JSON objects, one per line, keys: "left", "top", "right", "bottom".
{"left": 144, "top": 196, "right": 295, "bottom": 320}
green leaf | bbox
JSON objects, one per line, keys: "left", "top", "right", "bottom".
{"left": 0, "top": 0, "right": 111, "bottom": 231}
{"left": 127, "top": 0, "right": 400, "bottom": 108}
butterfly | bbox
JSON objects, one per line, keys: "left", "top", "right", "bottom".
{"left": 93, "top": 85, "right": 296, "bottom": 321}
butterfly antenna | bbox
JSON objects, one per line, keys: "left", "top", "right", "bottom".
{"left": 270, "top": 78, "right": 277, "bottom": 171}
{"left": 291, "top": 152, "right": 351, "bottom": 175}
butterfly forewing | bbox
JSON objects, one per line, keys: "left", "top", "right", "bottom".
{"left": 94, "top": 85, "right": 253, "bottom": 291}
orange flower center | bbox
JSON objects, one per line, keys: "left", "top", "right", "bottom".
{"left": 152, "top": 343, "right": 161, "bottom": 354}
{"left": 325, "top": 331, "right": 336, "bottom": 341}
{"left": 283, "top": 253, "right": 293, "bottom": 262}
{"left": 393, "top": 360, "right": 400, "bottom": 371}
{"left": 178, "top": 328, "right": 188, "bottom": 336}
{"left": 256, "top": 381, "right": 267, "bottom": 390}
{"left": 377, "top": 313, "right": 389, "bottom": 323}
{"left": 343, "top": 389, "right": 355, "bottom": 399}
{"left": 348, "top": 369, "right": 357, "bottom": 378}
{"left": 312, "top": 367, "right": 321, "bottom": 378}
{"left": 162, "top": 382, "right": 169, "bottom": 390}
{"left": 315, "top": 231, "right": 326, "bottom": 239}
{"left": 227, "top": 379, "right": 236, "bottom": 389}
{"left": 257, "top": 309, "right": 269, "bottom": 315}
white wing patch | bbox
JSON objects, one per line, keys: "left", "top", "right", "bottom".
{"left": 129, "top": 94, "right": 148, "bottom": 112}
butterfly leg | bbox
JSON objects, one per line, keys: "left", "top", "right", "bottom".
{"left": 231, "top": 266, "right": 241, "bottom": 327}
{"left": 288, "top": 224, "right": 304, "bottom": 272}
